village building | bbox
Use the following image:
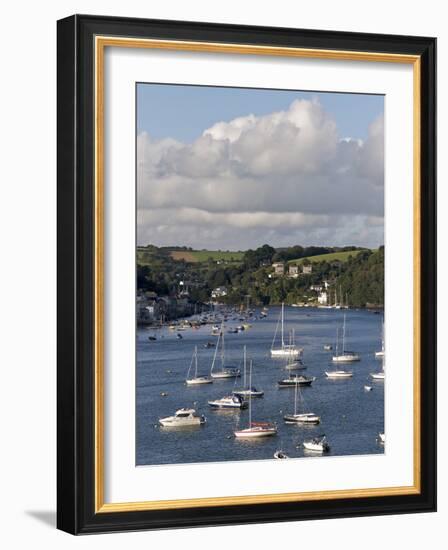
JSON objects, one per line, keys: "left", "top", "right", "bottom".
{"left": 288, "top": 265, "right": 299, "bottom": 278}
{"left": 272, "top": 262, "right": 285, "bottom": 275}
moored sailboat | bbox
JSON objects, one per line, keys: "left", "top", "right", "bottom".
{"left": 210, "top": 324, "right": 241, "bottom": 379}
{"left": 185, "top": 346, "right": 213, "bottom": 385}
{"left": 332, "top": 315, "right": 360, "bottom": 363}
{"left": 278, "top": 374, "right": 315, "bottom": 388}
{"left": 234, "top": 361, "right": 277, "bottom": 438}
{"left": 284, "top": 379, "right": 320, "bottom": 424}
{"left": 232, "top": 346, "right": 264, "bottom": 398}
{"left": 270, "top": 303, "right": 302, "bottom": 358}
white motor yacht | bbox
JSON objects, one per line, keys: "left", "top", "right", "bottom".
{"left": 208, "top": 394, "right": 247, "bottom": 409}
{"left": 159, "top": 408, "right": 206, "bottom": 427}
{"left": 303, "top": 435, "right": 330, "bottom": 452}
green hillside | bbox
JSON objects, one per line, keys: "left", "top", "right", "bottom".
{"left": 169, "top": 249, "right": 244, "bottom": 263}
{"left": 288, "top": 249, "right": 371, "bottom": 265}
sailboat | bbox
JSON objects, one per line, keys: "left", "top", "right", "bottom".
{"left": 331, "top": 314, "right": 360, "bottom": 362}
{"left": 284, "top": 379, "right": 320, "bottom": 424}
{"left": 270, "top": 303, "right": 302, "bottom": 358}
{"left": 232, "top": 346, "right": 264, "bottom": 398}
{"left": 234, "top": 361, "right": 277, "bottom": 438}
{"left": 210, "top": 324, "right": 241, "bottom": 379}
{"left": 371, "top": 351, "right": 385, "bottom": 380}
{"left": 375, "top": 321, "right": 385, "bottom": 358}
{"left": 277, "top": 374, "right": 315, "bottom": 387}
{"left": 185, "top": 346, "right": 213, "bottom": 385}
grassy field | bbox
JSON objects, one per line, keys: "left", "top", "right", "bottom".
{"left": 288, "top": 249, "right": 371, "bottom": 265}
{"left": 169, "top": 250, "right": 244, "bottom": 263}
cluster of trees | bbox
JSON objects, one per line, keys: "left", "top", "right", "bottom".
{"left": 137, "top": 244, "right": 384, "bottom": 308}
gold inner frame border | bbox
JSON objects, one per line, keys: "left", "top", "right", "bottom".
{"left": 94, "top": 35, "right": 421, "bottom": 513}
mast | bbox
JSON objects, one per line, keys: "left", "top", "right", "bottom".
{"left": 294, "top": 380, "right": 298, "bottom": 415}
{"left": 335, "top": 327, "right": 339, "bottom": 357}
{"left": 342, "top": 314, "right": 346, "bottom": 353}
{"left": 248, "top": 360, "right": 252, "bottom": 426}
{"left": 220, "top": 321, "right": 225, "bottom": 370}
{"left": 281, "top": 302, "right": 285, "bottom": 348}
{"left": 194, "top": 345, "right": 198, "bottom": 377}
{"left": 243, "top": 345, "right": 247, "bottom": 387}
{"left": 210, "top": 330, "right": 220, "bottom": 373}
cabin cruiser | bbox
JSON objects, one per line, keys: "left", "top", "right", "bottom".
{"left": 208, "top": 394, "right": 247, "bottom": 409}
{"left": 159, "top": 408, "right": 206, "bottom": 427}
{"left": 303, "top": 435, "right": 330, "bottom": 452}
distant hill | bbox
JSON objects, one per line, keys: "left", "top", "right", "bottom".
{"left": 168, "top": 249, "right": 244, "bottom": 263}
{"left": 288, "top": 249, "right": 372, "bottom": 265}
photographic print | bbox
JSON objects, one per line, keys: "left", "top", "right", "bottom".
{"left": 136, "top": 83, "right": 385, "bottom": 466}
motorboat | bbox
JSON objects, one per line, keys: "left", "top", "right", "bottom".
{"left": 270, "top": 303, "right": 303, "bottom": 357}
{"left": 364, "top": 385, "right": 373, "bottom": 391}
{"left": 159, "top": 408, "right": 206, "bottom": 428}
{"left": 185, "top": 346, "right": 213, "bottom": 385}
{"left": 378, "top": 433, "right": 385, "bottom": 443}
{"left": 208, "top": 394, "right": 247, "bottom": 409}
{"left": 323, "top": 344, "right": 333, "bottom": 351}
{"left": 303, "top": 435, "right": 330, "bottom": 452}
{"left": 325, "top": 370, "right": 353, "bottom": 379}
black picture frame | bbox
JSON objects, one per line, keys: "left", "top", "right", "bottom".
{"left": 57, "top": 14, "right": 436, "bottom": 535}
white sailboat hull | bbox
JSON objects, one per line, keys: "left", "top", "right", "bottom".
{"left": 186, "top": 377, "right": 213, "bottom": 385}
{"left": 371, "top": 371, "right": 385, "bottom": 380}
{"left": 284, "top": 413, "right": 320, "bottom": 424}
{"left": 325, "top": 371, "right": 353, "bottom": 379}
{"left": 375, "top": 351, "right": 385, "bottom": 358}
{"left": 210, "top": 370, "right": 240, "bottom": 379}
{"left": 332, "top": 354, "right": 360, "bottom": 363}
{"left": 271, "top": 347, "right": 302, "bottom": 358}
{"left": 234, "top": 427, "right": 277, "bottom": 438}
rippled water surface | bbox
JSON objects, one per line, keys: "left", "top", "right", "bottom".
{"left": 136, "top": 306, "right": 384, "bottom": 465}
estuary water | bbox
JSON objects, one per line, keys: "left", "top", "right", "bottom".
{"left": 136, "top": 306, "right": 384, "bottom": 466}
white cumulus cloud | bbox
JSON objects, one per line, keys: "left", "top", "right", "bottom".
{"left": 137, "top": 97, "right": 384, "bottom": 249}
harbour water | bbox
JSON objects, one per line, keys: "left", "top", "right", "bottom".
{"left": 136, "top": 306, "right": 384, "bottom": 466}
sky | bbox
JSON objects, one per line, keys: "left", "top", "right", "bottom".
{"left": 136, "top": 83, "right": 384, "bottom": 250}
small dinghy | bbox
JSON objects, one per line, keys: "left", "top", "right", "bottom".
{"left": 323, "top": 344, "right": 333, "bottom": 351}
{"left": 378, "top": 432, "right": 385, "bottom": 443}
{"left": 364, "top": 385, "right": 373, "bottom": 391}
{"left": 274, "top": 450, "right": 289, "bottom": 459}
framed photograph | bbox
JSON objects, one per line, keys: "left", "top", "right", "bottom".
{"left": 57, "top": 14, "right": 436, "bottom": 534}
